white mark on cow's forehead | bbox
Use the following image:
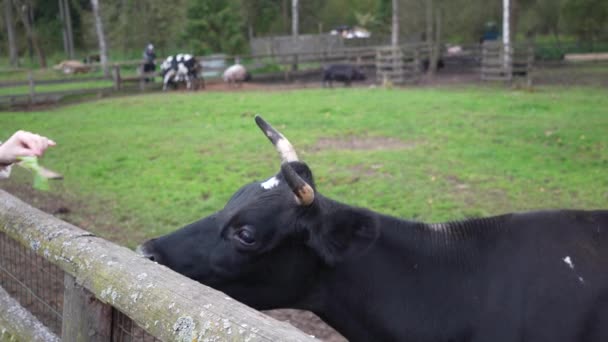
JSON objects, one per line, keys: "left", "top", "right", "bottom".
{"left": 563, "top": 256, "right": 574, "bottom": 269}
{"left": 261, "top": 176, "right": 280, "bottom": 190}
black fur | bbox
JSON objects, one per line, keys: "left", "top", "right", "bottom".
{"left": 323, "top": 64, "right": 366, "bottom": 87}
{"left": 140, "top": 161, "right": 608, "bottom": 342}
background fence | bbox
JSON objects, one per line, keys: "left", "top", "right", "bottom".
{"left": 1, "top": 41, "right": 607, "bottom": 108}
{"left": 0, "top": 190, "right": 316, "bottom": 342}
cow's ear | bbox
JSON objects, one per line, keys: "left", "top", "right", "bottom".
{"left": 307, "top": 208, "right": 379, "bottom": 265}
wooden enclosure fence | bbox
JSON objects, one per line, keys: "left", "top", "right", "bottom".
{"left": 0, "top": 46, "right": 378, "bottom": 106}
{"left": 481, "top": 41, "right": 534, "bottom": 84}
{"left": 0, "top": 190, "right": 316, "bottom": 342}
{"left": 375, "top": 45, "right": 426, "bottom": 85}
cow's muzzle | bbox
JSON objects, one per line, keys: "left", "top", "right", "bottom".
{"left": 135, "top": 239, "right": 162, "bottom": 263}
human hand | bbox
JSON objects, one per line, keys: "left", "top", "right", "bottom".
{"left": 0, "top": 130, "right": 56, "bottom": 166}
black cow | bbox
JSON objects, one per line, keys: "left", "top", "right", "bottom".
{"left": 138, "top": 117, "right": 608, "bottom": 342}
{"left": 160, "top": 54, "right": 203, "bottom": 91}
{"left": 323, "top": 64, "right": 366, "bottom": 87}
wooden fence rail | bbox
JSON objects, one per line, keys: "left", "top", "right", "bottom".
{"left": 0, "top": 190, "right": 315, "bottom": 342}
{"left": 481, "top": 41, "right": 534, "bottom": 84}
{"left": 375, "top": 44, "right": 430, "bottom": 85}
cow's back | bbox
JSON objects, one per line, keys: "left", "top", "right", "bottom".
{"left": 492, "top": 210, "right": 608, "bottom": 341}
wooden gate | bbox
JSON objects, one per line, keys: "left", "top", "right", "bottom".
{"left": 376, "top": 45, "right": 423, "bottom": 85}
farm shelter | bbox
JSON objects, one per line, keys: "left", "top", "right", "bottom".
{"left": 0, "top": 190, "right": 315, "bottom": 341}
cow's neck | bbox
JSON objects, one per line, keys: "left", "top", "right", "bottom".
{"left": 309, "top": 213, "right": 508, "bottom": 342}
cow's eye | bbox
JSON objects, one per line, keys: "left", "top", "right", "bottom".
{"left": 235, "top": 227, "right": 256, "bottom": 246}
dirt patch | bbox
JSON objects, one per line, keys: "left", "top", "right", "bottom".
{"left": 443, "top": 174, "right": 510, "bottom": 209}
{"left": 311, "top": 136, "right": 416, "bottom": 152}
{"left": 347, "top": 163, "right": 393, "bottom": 178}
{"left": 0, "top": 178, "right": 147, "bottom": 248}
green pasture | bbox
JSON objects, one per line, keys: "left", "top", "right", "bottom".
{"left": 0, "top": 86, "right": 606, "bottom": 247}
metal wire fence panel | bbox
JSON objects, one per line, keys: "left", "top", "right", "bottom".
{"left": 0, "top": 231, "right": 64, "bottom": 335}
{"left": 112, "top": 309, "right": 161, "bottom": 342}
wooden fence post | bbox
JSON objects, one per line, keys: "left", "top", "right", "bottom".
{"left": 291, "top": 53, "right": 298, "bottom": 72}
{"left": 112, "top": 65, "right": 121, "bottom": 91}
{"left": 139, "top": 67, "right": 146, "bottom": 92}
{"left": 28, "top": 71, "right": 35, "bottom": 105}
{"left": 526, "top": 44, "right": 534, "bottom": 88}
{"left": 61, "top": 274, "right": 112, "bottom": 342}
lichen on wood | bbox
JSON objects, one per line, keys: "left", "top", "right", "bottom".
{"left": 0, "top": 190, "right": 315, "bottom": 342}
{"left": 0, "top": 285, "right": 60, "bottom": 342}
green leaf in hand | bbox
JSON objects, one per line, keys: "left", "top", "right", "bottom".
{"left": 17, "top": 156, "right": 50, "bottom": 191}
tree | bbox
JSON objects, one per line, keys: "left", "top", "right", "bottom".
{"left": 241, "top": 0, "right": 284, "bottom": 38}
{"left": 562, "top": 0, "right": 608, "bottom": 44}
{"left": 90, "top": 0, "right": 109, "bottom": 76}
{"left": 3, "top": 0, "right": 19, "bottom": 66}
{"left": 58, "top": 0, "right": 75, "bottom": 58}
{"left": 182, "top": 0, "right": 246, "bottom": 55}
{"left": 13, "top": 0, "right": 46, "bottom": 67}
{"left": 426, "top": 0, "right": 444, "bottom": 78}
{"left": 292, "top": 0, "right": 298, "bottom": 37}
{"left": 391, "top": 0, "right": 399, "bottom": 46}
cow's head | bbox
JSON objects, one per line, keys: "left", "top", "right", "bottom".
{"left": 137, "top": 116, "right": 379, "bottom": 310}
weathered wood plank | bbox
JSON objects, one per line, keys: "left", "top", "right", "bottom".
{"left": 564, "top": 53, "right": 608, "bottom": 62}
{"left": 0, "top": 190, "right": 315, "bottom": 342}
{"left": 0, "top": 285, "right": 60, "bottom": 342}
{"left": 0, "top": 77, "right": 109, "bottom": 89}
{"left": 62, "top": 273, "right": 112, "bottom": 342}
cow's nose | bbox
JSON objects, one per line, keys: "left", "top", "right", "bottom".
{"left": 135, "top": 241, "right": 161, "bottom": 263}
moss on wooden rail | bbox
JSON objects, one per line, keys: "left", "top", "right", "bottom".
{"left": 0, "top": 190, "right": 315, "bottom": 342}
{"left": 0, "top": 285, "right": 60, "bottom": 342}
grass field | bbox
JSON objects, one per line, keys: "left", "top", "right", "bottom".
{"left": 0, "top": 86, "right": 606, "bottom": 247}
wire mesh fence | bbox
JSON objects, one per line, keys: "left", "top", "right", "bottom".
{"left": 0, "top": 231, "right": 63, "bottom": 335}
{"left": 0, "top": 231, "right": 160, "bottom": 341}
{"left": 112, "top": 309, "right": 162, "bottom": 342}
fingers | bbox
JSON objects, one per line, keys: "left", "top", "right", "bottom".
{"left": 15, "top": 131, "right": 56, "bottom": 157}
{"left": 1, "top": 131, "right": 56, "bottom": 165}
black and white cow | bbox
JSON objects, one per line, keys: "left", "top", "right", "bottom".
{"left": 322, "top": 64, "right": 366, "bottom": 87}
{"left": 160, "top": 54, "right": 203, "bottom": 91}
{"left": 138, "top": 117, "right": 608, "bottom": 342}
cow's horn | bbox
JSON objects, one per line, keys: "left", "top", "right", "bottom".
{"left": 254, "top": 115, "right": 299, "bottom": 163}
{"left": 281, "top": 163, "right": 315, "bottom": 206}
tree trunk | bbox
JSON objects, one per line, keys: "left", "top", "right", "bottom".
{"left": 511, "top": 0, "right": 519, "bottom": 43}
{"left": 429, "top": 6, "right": 442, "bottom": 77}
{"left": 425, "top": 0, "right": 433, "bottom": 77}
{"left": 3, "top": 0, "right": 19, "bottom": 66}
{"left": 291, "top": 0, "right": 298, "bottom": 37}
{"left": 90, "top": 0, "right": 109, "bottom": 77}
{"left": 63, "top": 0, "right": 75, "bottom": 58}
{"left": 503, "top": 0, "right": 511, "bottom": 71}
{"left": 291, "top": 0, "right": 298, "bottom": 71}
{"left": 282, "top": 0, "right": 288, "bottom": 34}
{"left": 13, "top": 0, "right": 46, "bottom": 68}
{"left": 391, "top": 0, "right": 399, "bottom": 46}
{"left": 59, "top": 0, "right": 69, "bottom": 57}
{"left": 119, "top": 0, "right": 129, "bottom": 55}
